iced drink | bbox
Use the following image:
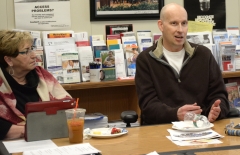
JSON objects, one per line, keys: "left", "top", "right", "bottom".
{"left": 65, "top": 108, "right": 86, "bottom": 143}
{"left": 67, "top": 118, "right": 84, "bottom": 143}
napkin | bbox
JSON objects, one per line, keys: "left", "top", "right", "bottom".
{"left": 83, "top": 128, "right": 92, "bottom": 139}
{"left": 172, "top": 121, "right": 196, "bottom": 129}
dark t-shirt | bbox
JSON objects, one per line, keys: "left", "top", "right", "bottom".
{"left": 0, "top": 67, "right": 40, "bottom": 140}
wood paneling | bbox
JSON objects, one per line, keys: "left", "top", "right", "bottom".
{"left": 65, "top": 83, "right": 139, "bottom": 121}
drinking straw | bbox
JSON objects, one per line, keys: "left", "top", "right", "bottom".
{"left": 73, "top": 98, "right": 79, "bottom": 120}
{"left": 75, "top": 98, "right": 79, "bottom": 109}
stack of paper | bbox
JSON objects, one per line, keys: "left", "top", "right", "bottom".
{"left": 167, "top": 121, "right": 224, "bottom": 146}
{"left": 84, "top": 113, "right": 108, "bottom": 129}
{"left": 23, "top": 143, "right": 100, "bottom": 155}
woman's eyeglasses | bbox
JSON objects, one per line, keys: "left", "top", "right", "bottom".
{"left": 18, "top": 48, "right": 33, "bottom": 55}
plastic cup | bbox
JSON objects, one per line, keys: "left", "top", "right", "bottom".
{"left": 184, "top": 112, "right": 210, "bottom": 128}
{"left": 65, "top": 108, "right": 86, "bottom": 143}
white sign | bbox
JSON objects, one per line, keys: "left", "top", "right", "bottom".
{"left": 14, "top": 0, "right": 71, "bottom": 30}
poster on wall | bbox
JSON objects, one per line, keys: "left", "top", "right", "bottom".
{"left": 14, "top": 0, "right": 71, "bottom": 30}
{"left": 184, "top": 0, "right": 226, "bottom": 29}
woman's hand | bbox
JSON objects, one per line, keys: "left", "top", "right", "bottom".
{"left": 5, "top": 125, "right": 24, "bottom": 140}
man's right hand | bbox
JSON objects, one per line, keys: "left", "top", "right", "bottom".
{"left": 177, "top": 103, "right": 202, "bottom": 121}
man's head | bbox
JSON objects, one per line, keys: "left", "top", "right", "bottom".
{"left": 158, "top": 3, "right": 188, "bottom": 52}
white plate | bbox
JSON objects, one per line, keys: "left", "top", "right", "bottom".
{"left": 172, "top": 123, "right": 214, "bottom": 132}
{"left": 88, "top": 128, "right": 128, "bottom": 138}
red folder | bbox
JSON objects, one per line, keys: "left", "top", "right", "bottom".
{"left": 24, "top": 99, "right": 76, "bottom": 142}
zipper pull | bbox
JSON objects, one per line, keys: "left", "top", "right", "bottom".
{"left": 178, "top": 78, "right": 181, "bottom": 83}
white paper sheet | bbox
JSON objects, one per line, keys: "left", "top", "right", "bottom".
{"left": 167, "top": 129, "right": 223, "bottom": 141}
{"left": 23, "top": 143, "right": 101, "bottom": 155}
{"left": 3, "top": 139, "right": 57, "bottom": 153}
{"left": 14, "top": 0, "right": 71, "bottom": 30}
{"left": 166, "top": 136, "right": 222, "bottom": 146}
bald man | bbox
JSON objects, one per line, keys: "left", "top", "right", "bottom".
{"left": 135, "top": 3, "right": 229, "bottom": 125}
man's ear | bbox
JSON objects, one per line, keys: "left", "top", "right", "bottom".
{"left": 157, "top": 20, "right": 163, "bottom": 32}
{"left": 4, "top": 56, "right": 13, "bottom": 66}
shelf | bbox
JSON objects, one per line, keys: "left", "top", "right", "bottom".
{"left": 62, "top": 79, "right": 135, "bottom": 90}
{"left": 62, "top": 71, "right": 240, "bottom": 90}
{"left": 222, "top": 71, "right": 240, "bottom": 78}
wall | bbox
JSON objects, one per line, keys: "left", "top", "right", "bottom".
{"left": 0, "top": 0, "right": 239, "bottom": 36}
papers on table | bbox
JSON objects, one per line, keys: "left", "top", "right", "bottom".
{"left": 166, "top": 136, "right": 222, "bottom": 146}
{"left": 3, "top": 139, "right": 57, "bottom": 153}
{"left": 167, "top": 129, "right": 224, "bottom": 146}
{"left": 23, "top": 143, "right": 101, "bottom": 155}
{"left": 3, "top": 140, "right": 100, "bottom": 155}
{"left": 168, "top": 129, "right": 223, "bottom": 141}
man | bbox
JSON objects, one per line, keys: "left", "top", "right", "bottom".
{"left": 135, "top": 3, "right": 229, "bottom": 125}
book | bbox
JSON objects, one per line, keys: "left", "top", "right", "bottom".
{"left": 120, "top": 31, "right": 135, "bottom": 38}
{"left": 124, "top": 44, "right": 139, "bottom": 76}
{"left": 212, "top": 29, "right": 228, "bottom": 44}
{"left": 43, "top": 38, "right": 77, "bottom": 70}
{"left": 106, "top": 24, "right": 133, "bottom": 35}
{"left": 74, "top": 32, "right": 90, "bottom": 47}
{"left": 92, "top": 45, "right": 108, "bottom": 58}
{"left": 153, "top": 32, "right": 162, "bottom": 43}
{"left": 225, "top": 82, "right": 240, "bottom": 110}
{"left": 107, "top": 34, "right": 121, "bottom": 40}
{"left": 47, "top": 66, "right": 64, "bottom": 83}
{"left": 106, "top": 39, "right": 121, "bottom": 48}
{"left": 113, "top": 49, "right": 127, "bottom": 78}
{"left": 227, "top": 27, "right": 239, "bottom": 38}
{"left": 219, "top": 43, "right": 236, "bottom": 71}
{"left": 229, "top": 35, "right": 240, "bottom": 45}
{"left": 42, "top": 30, "right": 74, "bottom": 40}
{"left": 33, "top": 49, "right": 44, "bottom": 68}
{"left": 109, "top": 44, "right": 122, "bottom": 50}
{"left": 187, "top": 31, "right": 213, "bottom": 45}
{"left": 213, "top": 35, "right": 229, "bottom": 55}
{"left": 101, "top": 50, "right": 116, "bottom": 81}
{"left": 137, "top": 36, "right": 153, "bottom": 52}
{"left": 77, "top": 46, "right": 93, "bottom": 82}
{"left": 61, "top": 52, "right": 81, "bottom": 83}
{"left": 136, "top": 30, "right": 152, "bottom": 40}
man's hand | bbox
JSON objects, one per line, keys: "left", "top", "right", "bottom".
{"left": 208, "top": 99, "right": 221, "bottom": 123}
{"left": 177, "top": 103, "right": 202, "bottom": 121}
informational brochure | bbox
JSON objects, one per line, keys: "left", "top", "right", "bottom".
{"left": 77, "top": 46, "right": 94, "bottom": 82}
{"left": 167, "top": 129, "right": 223, "bottom": 141}
{"left": 14, "top": 0, "right": 71, "bottom": 30}
{"left": 187, "top": 31, "right": 213, "bottom": 45}
{"left": 44, "top": 37, "right": 76, "bottom": 69}
{"left": 113, "top": 49, "right": 127, "bottom": 78}
{"left": 61, "top": 52, "right": 81, "bottom": 83}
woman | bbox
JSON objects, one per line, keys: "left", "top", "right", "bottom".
{"left": 0, "top": 30, "right": 71, "bottom": 140}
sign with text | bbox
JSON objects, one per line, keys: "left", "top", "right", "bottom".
{"left": 184, "top": 0, "right": 226, "bottom": 29}
{"left": 14, "top": 0, "right": 71, "bottom": 30}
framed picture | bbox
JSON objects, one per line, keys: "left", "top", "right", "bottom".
{"left": 90, "top": 0, "right": 164, "bottom": 21}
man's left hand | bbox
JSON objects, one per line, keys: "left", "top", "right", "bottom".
{"left": 208, "top": 99, "right": 221, "bottom": 122}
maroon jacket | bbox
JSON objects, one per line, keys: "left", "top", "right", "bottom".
{"left": 135, "top": 37, "right": 229, "bottom": 124}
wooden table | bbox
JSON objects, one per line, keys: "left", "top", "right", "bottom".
{"left": 11, "top": 117, "right": 240, "bottom": 155}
